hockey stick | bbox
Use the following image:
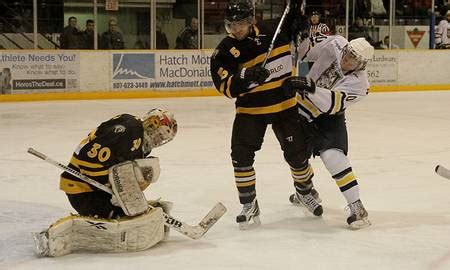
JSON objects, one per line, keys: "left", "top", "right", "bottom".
{"left": 435, "top": 165, "right": 450, "bottom": 180}
{"left": 27, "top": 147, "right": 226, "bottom": 240}
{"left": 261, "top": 0, "right": 291, "bottom": 67}
{"left": 293, "top": 0, "right": 307, "bottom": 67}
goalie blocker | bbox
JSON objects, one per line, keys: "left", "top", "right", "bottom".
{"left": 109, "top": 158, "right": 160, "bottom": 216}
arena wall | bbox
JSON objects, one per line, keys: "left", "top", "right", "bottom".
{"left": 0, "top": 49, "right": 449, "bottom": 102}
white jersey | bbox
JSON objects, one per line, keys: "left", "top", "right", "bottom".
{"left": 435, "top": 19, "right": 450, "bottom": 46}
{"left": 296, "top": 35, "right": 370, "bottom": 121}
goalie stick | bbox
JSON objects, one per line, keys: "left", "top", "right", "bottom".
{"left": 27, "top": 147, "right": 226, "bottom": 240}
{"left": 435, "top": 165, "right": 450, "bottom": 180}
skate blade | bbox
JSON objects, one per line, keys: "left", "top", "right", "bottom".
{"left": 238, "top": 216, "right": 261, "bottom": 230}
{"left": 348, "top": 218, "right": 371, "bottom": 230}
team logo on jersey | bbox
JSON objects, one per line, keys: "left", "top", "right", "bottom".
{"left": 316, "top": 60, "right": 343, "bottom": 89}
{"left": 112, "top": 53, "right": 155, "bottom": 79}
{"left": 113, "top": 124, "right": 126, "bottom": 133}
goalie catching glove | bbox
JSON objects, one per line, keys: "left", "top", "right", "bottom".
{"left": 109, "top": 157, "right": 160, "bottom": 216}
{"left": 282, "top": 76, "right": 316, "bottom": 98}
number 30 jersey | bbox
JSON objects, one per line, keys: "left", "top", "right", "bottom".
{"left": 60, "top": 114, "right": 145, "bottom": 194}
{"left": 296, "top": 35, "right": 370, "bottom": 121}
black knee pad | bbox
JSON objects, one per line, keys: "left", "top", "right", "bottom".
{"left": 284, "top": 151, "right": 308, "bottom": 168}
{"left": 231, "top": 145, "right": 256, "bottom": 168}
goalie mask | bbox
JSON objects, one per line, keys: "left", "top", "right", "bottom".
{"left": 141, "top": 108, "right": 177, "bottom": 154}
{"left": 341, "top": 38, "right": 374, "bottom": 71}
{"left": 224, "top": 0, "right": 254, "bottom": 40}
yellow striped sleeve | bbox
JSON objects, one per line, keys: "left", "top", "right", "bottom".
{"left": 60, "top": 177, "right": 94, "bottom": 194}
{"left": 70, "top": 156, "right": 104, "bottom": 169}
{"left": 80, "top": 168, "right": 109, "bottom": 177}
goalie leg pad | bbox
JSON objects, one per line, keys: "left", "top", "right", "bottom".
{"left": 109, "top": 160, "right": 150, "bottom": 216}
{"left": 148, "top": 199, "right": 173, "bottom": 240}
{"left": 33, "top": 208, "right": 165, "bottom": 257}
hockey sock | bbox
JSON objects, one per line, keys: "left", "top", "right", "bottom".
{"left": 234, "top": 166, "right": 256, "bottom": 204}
{"left": 320, "top": 149, "right": 360, "bottom": 204}
{"left": 291, "top": 163, "right": 314, "bottom": 195}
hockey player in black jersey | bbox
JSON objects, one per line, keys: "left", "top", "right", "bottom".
{"left": 60, "top": 109, "right": 177, "bottom": 219}
{"left": 210, "top": 0, "right": 322, "bottom": 230}
{"left": 33, "top": 109, "right": 178, "bottom": 256}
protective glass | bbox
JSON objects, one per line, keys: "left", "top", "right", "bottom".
{"left": 224, "top": 18, "right": 252, "bottom": 35}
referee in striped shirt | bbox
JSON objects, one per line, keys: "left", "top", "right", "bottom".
{"left": 309, "top": 11, "right": 330, "bottom": 38}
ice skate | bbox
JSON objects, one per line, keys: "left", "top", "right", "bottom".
{"left": 289, "top": 188, "right": 322, "bottom": 204}
{"left": 346, "top": 199, "right": 371, "bottom": 229}
{"left": 236, "top": 199, "right": 261, "bottom": 230}
{"left": 290, "top": 191, "right": 323, "bottom": 216}
{"left": 32, "top": 230, "right": 49, "bottom": 257}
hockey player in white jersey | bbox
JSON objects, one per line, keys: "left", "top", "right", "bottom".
{"left": 284, "top": 35, "right": 374, "bottom": 229}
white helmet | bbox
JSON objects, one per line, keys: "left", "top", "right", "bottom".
{"left": 141, "top": 108, "right": 177, "bottom": 154}
{"left": 342, "top": 38, "right": 374, "bottom": 71}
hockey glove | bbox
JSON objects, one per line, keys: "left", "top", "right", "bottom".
{"left": 241, "top": 66, "right": 270, "bottom": 85}
{"left": 282, "top": 76, "right": 316, "bottom": 98}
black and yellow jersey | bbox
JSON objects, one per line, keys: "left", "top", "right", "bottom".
{"left": 210, "top": 17, "right": 297, "bottom": 115}
{"left": 60, "top": 114, "right": 145, "bottom": 194}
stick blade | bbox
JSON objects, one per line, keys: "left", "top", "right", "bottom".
{"left": 191, "top": 202, "right": 227, "bottom": 239}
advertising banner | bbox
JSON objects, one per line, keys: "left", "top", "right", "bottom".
{"left": 0, "top": 52, "right": 80, "bottom": 94}
{"left": 111, "top": 51, "right": 214, "bottom": 91}
{"left": 366, "top": 52, "right": 398, "bottom": 85}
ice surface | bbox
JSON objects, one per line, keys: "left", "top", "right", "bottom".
{"left": 1, "top": 91, "right": 450, "bottom": 270}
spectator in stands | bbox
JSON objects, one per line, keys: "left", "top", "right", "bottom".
{"left": 100, "top": 19, "right": 125, "bottom": 49}
{"left": 435, "top": 10, "right": 450, "bottom": 49}
{"left": 133, "top": 34, "right": 150, "bottom": 49}
{"left": 60, "top": 16, "right": 83, "bottom": 49}
{"left": 82, "top": 19, "right": 96, "bottom": 49}
{"left": 156, "top": 17, "right": 169, "bottom": 49}
{"left": 348, "top": 16, "right": 373, "bottom": 44}
{"left": 175, "top": 17, "right": 198, "bottom": 49}
{"left": 308, "top": 11, "right": 330, "bottom": 38}
{"left": 0, "top": 68, "right": 12, "bottom": 94}
{"left": 380, "top": 35, "right": 399, "bottom": 49}
{"left": 11, "top": 15, "right": 26, "bottom": 33}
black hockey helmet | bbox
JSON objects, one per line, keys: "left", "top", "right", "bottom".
{"left": 224, "top": 0, "right": 254, "bottom": 23}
